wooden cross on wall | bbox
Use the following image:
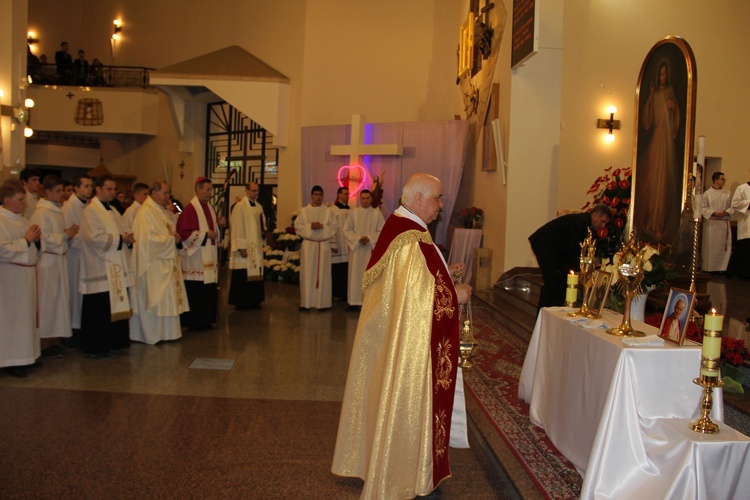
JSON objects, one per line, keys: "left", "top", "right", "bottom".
{"left": 330, "top": 114, "right": 403, "bottom": 199}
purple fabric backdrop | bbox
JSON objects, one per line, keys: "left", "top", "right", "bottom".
{"left": 300, "top": 119, "right": 469, "bottom": 245}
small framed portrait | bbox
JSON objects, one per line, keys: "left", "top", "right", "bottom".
{"left": 658, "top": 288, "right": 696, "bottom": 345}
{"left": 587, "top": 270, "right": 612, "bottom": 316}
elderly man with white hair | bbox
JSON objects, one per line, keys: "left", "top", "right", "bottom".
{"left": 332, "top": 173, "right": 472, "bottom": 499}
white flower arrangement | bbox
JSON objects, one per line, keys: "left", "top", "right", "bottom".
{"left": 277, "top": 233, "right": 301, "bottom": 242}
{"left": 601, "top": 244, "right": 659, "bottom": 286}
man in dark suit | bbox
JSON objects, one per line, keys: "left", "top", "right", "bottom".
{"left": 55, "top": 41, "right": 73, "bottom": 84}
{"left": 529, "top": 204, "right": 610, "bottom": 310}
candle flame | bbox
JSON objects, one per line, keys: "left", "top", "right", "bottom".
{"left": 710, "top": 308, "right": 717, "bottom": 314}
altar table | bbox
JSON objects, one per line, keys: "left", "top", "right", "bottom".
{"left": 519, "top": 309, "right": 749, "bottom": 499}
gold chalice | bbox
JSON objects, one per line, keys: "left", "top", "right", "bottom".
{"left": 606, "top": 240, "right": 647, "bottom": 337}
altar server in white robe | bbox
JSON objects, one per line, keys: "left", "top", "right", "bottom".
{"left": 130, "top": 180, "right": 189, "bottom": 344}
{"left": 20, "top": 168, "right": 42, "bottom": 219}
{"left": 79, "top": 175, "right": 135, "bottom": 359}
{"left": 176, "top": 177, "right": 225, "bottom": 330}
{"left": 0, "top": 182, "right": 41, "bottom": 377}
{"left": 701, "top": 172, "right": 734, "bottom": 273}
{"left": 62, "top": 174, "right": 92, "bottom": 340}
{"left": 343, "top": 189, "right": 384, "bottom": 308}
{"left": 228, "top": 182, "right": 266, "bottom": 310}
{"left": 330, "top": 187, "right": 350, "bottom": 301}
{"left": 122, "top": 182, "right": 149, "bottom": 233}
{"left": 30, "top": 175, "right": 79, "bottom": 340}
{"left": 728, "top": 179, "right": 750, "bottom": 278}
{"left": 295, "top": 185, "right": 337, "bottom": 310}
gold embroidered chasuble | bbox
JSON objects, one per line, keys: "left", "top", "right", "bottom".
{"left": 332, "top": 210, "right": 459, "bottom": 499}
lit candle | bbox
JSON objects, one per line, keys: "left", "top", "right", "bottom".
{"left": 701, "top": 309, "right": 723, "bottom": 377}
{"left": 704, "top": 309, "right": 723, "bottom": 331}
{"left": 567, "top": 271, "right": 578, "bottom": 285}
{"left": 565, "top": 286, "right": 578, "bottom": 304}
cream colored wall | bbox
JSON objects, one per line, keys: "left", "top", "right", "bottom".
{"left": 559, "top": 0, "right": 750, "bottom": 214}
{"left": 26, "top": 0, "right": 464, "bottom": 224}
{"left": 28, "top": 0, "right": 308, "bottom": 219}
{"left": 0, "top": 0, "right": 29, "bottom": 182}
{"left": 297, "top": 0, "right": 464, "bottom": 217}
{"left": 456, "top": 0, "right": 513, "bottom": 284}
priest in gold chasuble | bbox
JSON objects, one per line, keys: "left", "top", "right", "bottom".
{"left": 332, "top": 174, "right": 472, "bottom": 499}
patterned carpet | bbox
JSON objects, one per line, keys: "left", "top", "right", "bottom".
{"left": 463, "top": 306, "right": 582, "bottom": 499}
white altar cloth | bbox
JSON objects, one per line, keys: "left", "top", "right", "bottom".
{"left": 518, "top": 309, "right": 747, "bottom": 499}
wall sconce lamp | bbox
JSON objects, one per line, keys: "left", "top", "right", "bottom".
{"left": 112, "top": 19, "right": 123, "bottom": 40}
{"left": 111, "top": 19, "right": 123, "bottom": 59}
{"left": 597, "top": 106, "right": 620, "bottom": 142}
{"left": 27, "top": 31, "right": 39, "bottom": 46}
{"left": 1, "top": 97, "right": 35, "bottom": 138}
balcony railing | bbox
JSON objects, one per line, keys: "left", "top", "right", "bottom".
{"left": 28, "top": 62, "right": 153, "bottom": 88}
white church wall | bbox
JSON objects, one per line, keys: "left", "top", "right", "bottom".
{"left": 502, "top": 0, "right": 563, "bottom": 273}
{"left": 559, "top": 0, "right": 750, "bottom": 216}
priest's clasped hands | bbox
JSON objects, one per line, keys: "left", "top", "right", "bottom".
{"left": 24, "top": 224, "right": 41, "bottom": 244}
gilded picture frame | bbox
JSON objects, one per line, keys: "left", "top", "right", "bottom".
{"left": 586, "top": 270, "right": 612, "bottom": 316}
{"left": 658, "top": 287, "right": 696, "bottom": 346}
{"left": 630, "top": 36, "right": 697, "bottom": 248}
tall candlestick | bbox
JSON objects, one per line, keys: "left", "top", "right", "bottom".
{"left": 691, "top": 309, "right": 723, "bottom": 433}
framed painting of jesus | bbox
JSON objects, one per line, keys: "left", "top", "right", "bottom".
{"left": 630, "top": 36, "right": 697, "bottom": 248}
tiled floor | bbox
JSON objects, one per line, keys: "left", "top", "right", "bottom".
{"left": 0, "top": 276, "right": 360, "bottom": 400}
{"left": 0, "top": 274, "right": 511, "bottom": 498}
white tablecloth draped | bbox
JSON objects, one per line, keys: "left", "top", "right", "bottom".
{"left": 518, "top": 308, "right": 749, "bottom": 499}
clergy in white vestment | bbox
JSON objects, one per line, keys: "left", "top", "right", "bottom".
{"left": 330, "top": 187, "right": 350, "bottom": 301}
{"left": 130, "top": 181, "right": 189, "bottom": 344}
{"left": 294, "top": 185, "right": 337, "bottom": 310}
{"left": 62, "top": 174, "right": 92, "bottom": 336}
{"left": 79, "top": 175, "right": 135, "bottom": 359}
{"left": 30, "top": 175, "right": 79, "bottom": 340}
{"left": 20, "top": 168, "right": 42, "bottom": 219}
{"left": 0, "top": 182, "right": 41, "bottom": 377}
{"left": 228, "top": 182, "right": 266, "bottom": 310}
{"left": 700, "top": 172, "right": 734, "bottom": 273}
{"left": 122, "top": 182, "right": 149, "bottom": 233}
{"left": 727, "top": 180, "right": 750, "bottom": 278}
{"left": 343, "top": 189, "right": 384, "bottom": 308}
{"left": 176, "top": 177, "right": 225, "bottom": 330}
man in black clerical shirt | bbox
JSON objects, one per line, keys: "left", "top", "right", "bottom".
{"left": 331, "top": 187, "right": 350, "bottom": 301}
{"left": 529, "top": 204, "right": 610, "bottom": 310}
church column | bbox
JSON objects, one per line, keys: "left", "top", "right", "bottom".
{"left": 0, "top": 0, "right": 29, "bottom": 178}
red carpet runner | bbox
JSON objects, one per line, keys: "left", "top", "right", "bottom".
{"left": 464, "top": 306, "right": 582, "bottom": 499}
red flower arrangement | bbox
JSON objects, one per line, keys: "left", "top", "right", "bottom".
{"left": 582, "top": 166, "right": 632, "bottom": 258}
{"left": 457, "top": 206, "right": 483, "bottom": 228}
{"left": 722, "top": 337, "right": 750, "bottom": 366}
